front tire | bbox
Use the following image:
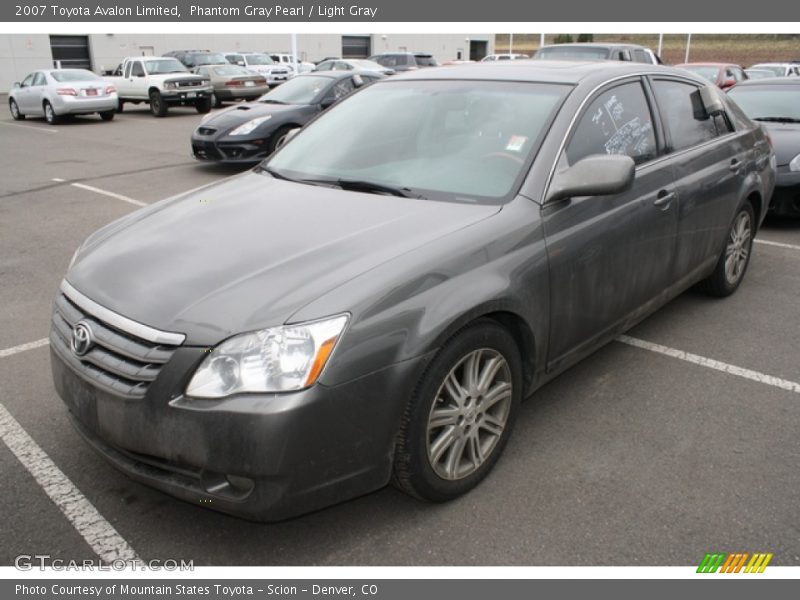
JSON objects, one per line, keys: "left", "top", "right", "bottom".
{"left": 700, "top": 202, "right": 755, "bottom": 297}
{"left": 195, "top": 96, "right": 212, "bottom": 114}
{"left": 9, "top": 98, "right": 24, "bottom": 120}
{"left": 117, "top": 99, "right": 124, "bottom": 113}
{"left": 269, "top": 126, "right": 296, "bottom": 153}
{"left": 43, "top": 101, "right": 59, "bottom": 124}
{"left": 392, "top": 319, "right": 522, "bottom": 502}
{"left": 149, "top": 90, "right": 168, "bottom": 117}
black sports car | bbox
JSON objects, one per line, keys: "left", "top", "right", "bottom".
{"left": 191, "top": 71, "right": 384, "bottom": 163}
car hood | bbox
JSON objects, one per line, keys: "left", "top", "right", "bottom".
{"left": 67, "top": 172, "right": 500, "bottom": 345}
{"left": 202, "top": 102, "right": 305, "bottom": 129}
{"left": 760, "top": 122, "right": 800, "bottom": 166}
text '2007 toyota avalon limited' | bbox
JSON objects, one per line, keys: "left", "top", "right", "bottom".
{"left": 51, "top": 61, "right": 775, "bottom": 521}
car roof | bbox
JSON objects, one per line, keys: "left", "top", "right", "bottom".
{"left": 730, "top": 77, "right": 800, "bottom": 87}
{"left": 390, "top": 60, "right": 695, "bottom": 86}
{"left": 539, "top": 43, "right": 648, "bottom": 49}
{"left": 750, "top": 62, "right": 791, "bottom": 66}
{"left": 675, "top": 62, "right": 734, "bottom": 68}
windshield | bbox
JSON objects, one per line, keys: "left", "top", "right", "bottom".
{"left": 144, "top": 59, "right": 188, "bottom": 74}
{"left": 751, "top": 65, "right": 785, "bottom": 76}
{"left": 259, "top": 75, "right": 331, "bottom": 104}
{"left": 266, "top": 80, "right": 568, "bottom": 203}
{"left": 727, "top": 86, "right": 800, "bottom": 121}
{"left": 535, "top": 46, "right": 610, "bottom": 60}
{"left": 679, "top": 66, "right": 720, "bottom": 83}
{"left": 245, "top": 54, "right": 275, "bottom": 65}
{"left": 190, "top": 53, "right": 228, "bottom": 66}
{"left": 50, "top": 69, "right": 100, "bottom": 82}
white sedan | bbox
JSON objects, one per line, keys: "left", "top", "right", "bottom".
{"left": 8, "top": 68, "right": 118, "bottom": 124}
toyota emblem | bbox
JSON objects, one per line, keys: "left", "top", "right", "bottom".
{"left": 71, "top": 321, "right": 94, "bottom": 357}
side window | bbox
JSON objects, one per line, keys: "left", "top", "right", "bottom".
{"left": 196, "top": 67, "right": 207, "bottom": 76}
{"left": 124, "top": 62, "right": 132, "bottom": 78}
{"left": 33, "top": 72, "right": 46, "bottom": 86}
{"left": 652, "top": 79, "right": 720, "bottom": 152}
{"left": 131, "top": 61, "right": 145, "bottom": 77}
{"left": 566, "top": 81, "right": 657, "bottom": 166}
{"left": 336, "top": 61, "right": 352, "bottom": 70}
{"left": 632, "top": 49, "right": 648, "bottom": 63}
{"left": 316, "top": 61, "right": 332, "bottom": 71}
{"left": 732, "top": 68, "right": 745, "bottom": 82}
{"left": 21, "top": 73, "right": 34, "bottom": 87}
{"left": 331, "top": 78, "right": 355, "bottom": 100}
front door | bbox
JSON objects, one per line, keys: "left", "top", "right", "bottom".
{"left": 542, "top": 78, "right": 679, "bottom": 373}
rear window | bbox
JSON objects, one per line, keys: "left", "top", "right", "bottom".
{"left": 535, "top": 46, "right": 611, "bottom": 60}
{"left": 727, "top": 85, "right": 800, "bottom": 122}
{"left": 212, "top": 65, "right": 255, "bottom": 77}
{"left": 50, "top": 70, "right": 99, "bottom": 82}
{"left": 414, "top": 55, "right": 438, "bottom": 67}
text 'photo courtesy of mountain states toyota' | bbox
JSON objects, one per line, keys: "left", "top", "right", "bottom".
{"left": 52, "top": 61, "right": 775, "bottom": 521}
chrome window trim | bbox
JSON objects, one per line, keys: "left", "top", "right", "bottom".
{"left": 60, "top": 280, "right": 186, "bottom": 346}
{"left": 542, "top": 71, "right": 733, "bottom": 206}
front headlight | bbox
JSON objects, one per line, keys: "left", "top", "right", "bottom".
{"left": 229, "top": 115, "right": 272, "bottom": 136}
{"left": 790, "top": 153, "right": 800, "bottom": 172}
{"left": 186, "top": 314, "right": 349, "bottom": 398}
{"left": 163, "top": 82, "right": 176, "bottom": 90}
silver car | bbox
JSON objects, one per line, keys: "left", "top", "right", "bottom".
{"left": 8, "top": 69, "right": 118, "bottom": 124}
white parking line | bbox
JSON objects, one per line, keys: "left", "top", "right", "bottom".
{"left": 71, "top": 183, "right": 147, "bottom": 207}
{"left": 0, "top": 403, "right": 139, "bottom": 562}
{"left": 0, "top": 121, "right": 58, "bottom": 134}
{"left": 755, "top": 239, "right": 800, "bottom": 251}
{"left": 0, "top": 338, "right": 49, "bottom": 359}
{"left": 618, "top": 335, "right": 800, "bottom": 394}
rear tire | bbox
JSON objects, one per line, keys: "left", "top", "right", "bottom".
{"left": 43, "top": 101, "right": 59, "bottom": 125}
{"left": 149, "top": 90, "right": 168, "bottom": 117}
{"left": 195, "top": 96, "right": 212, "bottom": 114}
{"left": 9, "top": 98, "right": 24, "bottom": 120}
{"left": 99, "top": 110, "right": 115, "bottom": 121}
{"left": 392, "top": 319, "right": 522, "bottom": 502}
{"left": 117, "top": 99, "right": 124, "bottom": 113}
{"left": 699, "top": 202, "right": 755, "bottom": 297}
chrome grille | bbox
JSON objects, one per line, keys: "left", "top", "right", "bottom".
{"left": 50, "top": 284, "right": 184, "bottom": 399}
{"left": 176, "top": 80, "right": 204, "bottom": 88}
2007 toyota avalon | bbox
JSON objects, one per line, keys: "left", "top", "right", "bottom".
{"left": 51, "top": 61, "right": 775, "bottom": 521}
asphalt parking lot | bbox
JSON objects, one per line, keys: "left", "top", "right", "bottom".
{"left": 1, "top": 101, "right": 799, "bottom": 567}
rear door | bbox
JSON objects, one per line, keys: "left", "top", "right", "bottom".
{"left": 16, "top": 73, "right": 35, "bottom": 112}
{"left": 542, "top": 77, "right": 680, "bottom": 372}
{"left": 648, "top": 77, "right": 748, "bottom": 281}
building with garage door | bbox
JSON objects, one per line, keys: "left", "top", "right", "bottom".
{"left": 0, "top": 33, "right": 494, "bottom": 90}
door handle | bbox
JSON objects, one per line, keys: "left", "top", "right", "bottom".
{"left": 654, "top": 190, "right": 675, "bottom": 209}
{"left": 729, "top": 159, "right": 743, "bottom": 172}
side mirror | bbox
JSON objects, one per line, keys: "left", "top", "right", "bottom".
{"left": 237, "top": 61, "right": 245, "bottom": 67}
{"left": 699, "top": 85, "right": 726, "bottom": 115}
{"left": 352, "top": 74, "right": 364, "bottom": 88}
{"left": 719, "top": 78, "right": 736, "bottom": 89}
{"left": 13, "top": 81, "right": 20, "bottom": 88}
{"left": 546, "top": 154, "right": 635, "bottom": 203}
{"left": 277, "top": 128, "right": 300, "bottom": 149}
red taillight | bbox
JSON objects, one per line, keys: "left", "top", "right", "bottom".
{"left": 56, "top": 87, "right": 77, "bottom": 96}
{"left": 104, "top": 85, "right": 116, "bottom": 94}
{"left": 255, "top": 78, "right": 267, "bottom": 85}
{"left": 224, "top": 80, "right": 244, "bottom": 87}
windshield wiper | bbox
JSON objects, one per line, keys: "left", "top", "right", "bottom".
{"left": 753, "top": 116, "right": 800, "bottom": 123}
{"left": 260, "top": 166, "right": 298, "bottom": 182}
{"left": 334, "top": 179, "right": 418, "bottom": 198}
{"left": 259, "top": 99, "right": 286, "bottom": 104}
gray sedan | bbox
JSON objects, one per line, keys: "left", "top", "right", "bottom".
{"left": 9, "top": 69, "right": 118, "bottom": 124}
{"left": 52, "top": 61, "right": 774, "bottom": 521}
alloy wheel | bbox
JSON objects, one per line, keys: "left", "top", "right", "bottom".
{"left": 724, "top": 210, "right": 751, "bottom": 285}
{"left": 10, "top": 100, "right": 19, "bottom": 119}
{"left": 426, "top": 348, "right": 513, "bottom": 480}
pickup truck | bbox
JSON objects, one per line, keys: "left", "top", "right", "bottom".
{"left": 107, "top": 57, "right": 213, "bottom": 117}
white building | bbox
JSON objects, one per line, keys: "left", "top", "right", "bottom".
{"left": 0, "top": 33, "right": 494, "bottom": 89}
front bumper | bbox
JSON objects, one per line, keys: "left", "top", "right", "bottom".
{"left": 161, "top": 87, "right": 213, "bottom": 104}
{"left": 51, "top": 339, "right": 428, "bottom": 521}
{"left": 769, "top": 168, "right": 800, "bottom": 217}
{"left": 191, "top": 132, "right": 275, "bottom": 163}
